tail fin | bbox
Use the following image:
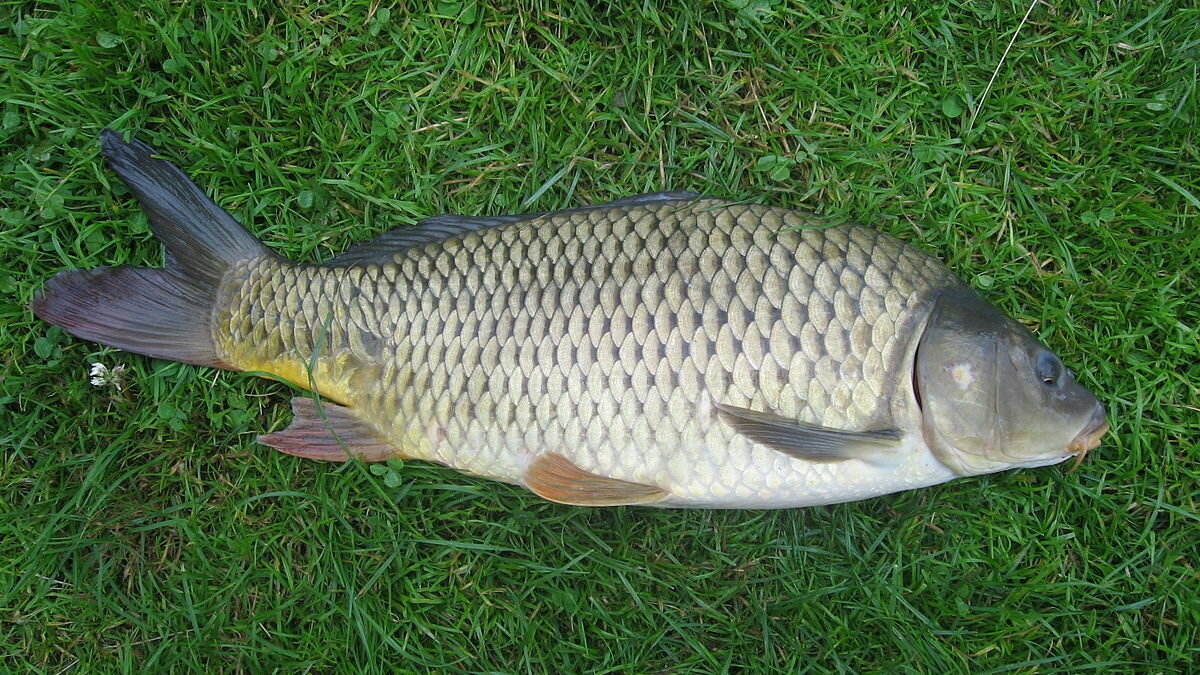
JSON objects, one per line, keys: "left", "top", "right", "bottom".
{"left": 31, "top": 130, "right": 275, "bottom": 368}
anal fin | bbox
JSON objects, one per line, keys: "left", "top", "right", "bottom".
{"left": 258, "top": 397, "right": 399, "bottom": 462}
{"left": 524, "top": 453, "right": 669, "bottom": 507}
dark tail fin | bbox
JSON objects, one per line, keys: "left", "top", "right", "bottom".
{"left": 31, "top": 130, "right": 275, "bottom": 368}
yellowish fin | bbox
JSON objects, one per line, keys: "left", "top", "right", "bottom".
{"left": 524, "top": 453, "right": 670, "bottom": 507}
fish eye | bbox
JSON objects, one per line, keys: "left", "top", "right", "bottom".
{"left": 1036, "top": 351, "right": 1062, "bottom": 387}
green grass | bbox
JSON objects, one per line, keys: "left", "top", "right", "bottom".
{"left": 2, "top": 0, "right": 1197, "bottom": 672}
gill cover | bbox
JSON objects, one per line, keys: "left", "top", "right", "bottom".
{"left": 914, "top": 289, "right": 1106, "bottom": 476}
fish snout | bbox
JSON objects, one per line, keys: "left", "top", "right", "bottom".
{"left": 1066, "top": 403, "right": 1109, "bottom": 470}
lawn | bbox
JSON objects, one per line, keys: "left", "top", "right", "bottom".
{"left": 2, "top": 1, "right": 1197, "bottom": 672}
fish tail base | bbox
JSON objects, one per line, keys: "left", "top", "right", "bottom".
{"left": 32, "top": 129, "right": 280, "bottom": 368}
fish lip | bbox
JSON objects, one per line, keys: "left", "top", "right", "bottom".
{"left": 1066, "top": 404, "right": 1109, "bottom": 470}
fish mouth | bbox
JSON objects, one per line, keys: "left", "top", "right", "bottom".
{"left": 1066, "top": 404, "right": 1109, "bottom": 471}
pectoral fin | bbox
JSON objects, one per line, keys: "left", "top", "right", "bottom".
{"left": 524, "top": 453, "right": 670, "bottom": 507}
{"left": 715, "top": 402, "right": 901, "bottom": 464}
{"left": 258, "top": 397, "right": 401, "bottom": 462}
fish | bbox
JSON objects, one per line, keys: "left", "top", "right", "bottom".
{"left": 31, "top": 130, "right": 1109, "bottom": 509}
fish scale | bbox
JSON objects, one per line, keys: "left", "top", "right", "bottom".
{"left": 36, "top": 132, "right": 1106, "bottom": 510}
{"left": 215, "top": 199, "right": 963, "bottom": 507}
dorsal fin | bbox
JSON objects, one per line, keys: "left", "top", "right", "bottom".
{"left": 323, "top": 191, "right": 702, "bottom": 267}
{"left": 586, "top": 191, "right": 701, "bottom": 208}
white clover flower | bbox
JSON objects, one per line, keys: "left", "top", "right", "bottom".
{"left": 89, "top": 362, "right": 127, "bottom": 391}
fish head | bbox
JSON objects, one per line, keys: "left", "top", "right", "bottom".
{"left": 914, "top": 289, "right": 1108, "bottom": 476}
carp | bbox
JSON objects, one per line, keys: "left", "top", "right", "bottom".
{"left": 32, "top": 131, "right": 1108, "bottom": 508}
